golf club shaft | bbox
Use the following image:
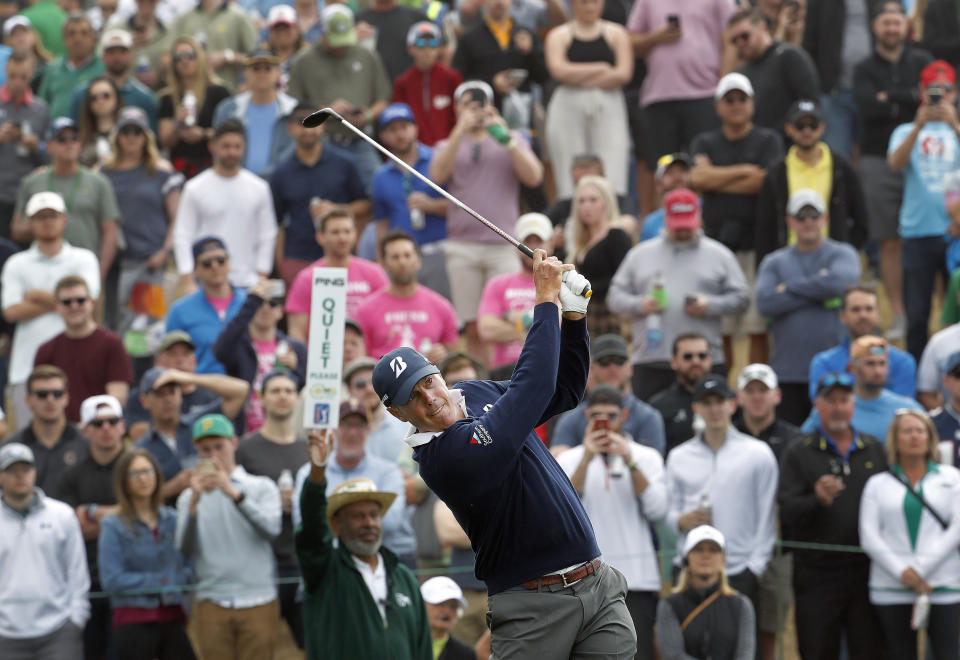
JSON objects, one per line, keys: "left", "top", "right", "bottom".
{"left": 318, "top": 108, "right": 534, "bottom": 258}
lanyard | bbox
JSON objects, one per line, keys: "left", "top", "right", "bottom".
{"left": 47, "top": 168, "right": 83, "bottom": 212}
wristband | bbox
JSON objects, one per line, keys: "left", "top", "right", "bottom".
{"left": 233, "top": 491, "right": 246, "bottom": 506}
{"left": 85, "top": 504, "right": 98, "bottom": 521}
{"left": 626, "top": 459, "right": 637, "bottom": 470}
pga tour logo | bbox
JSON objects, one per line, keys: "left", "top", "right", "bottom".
{"left": 313, "top": 403, "right": 330, "bottom": 425}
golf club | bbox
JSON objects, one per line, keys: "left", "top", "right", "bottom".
{"left": 301, "top": 107, "right": 591, "bottom": 297}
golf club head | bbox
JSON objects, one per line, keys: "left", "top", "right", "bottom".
{"left": 301, "top": 108, "right": 339, "bottom": 128}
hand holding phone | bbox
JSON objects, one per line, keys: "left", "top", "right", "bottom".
{"left": 666, "top": 14, "right": 680, "bottom": 29}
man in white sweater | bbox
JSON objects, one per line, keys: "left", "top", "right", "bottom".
{"left": 665, "top": 374, "right": 779, "bottom": 618}
{"left": 0, "top": 442, "right": 89, "bottom": 659}
{"left": 173, "top": 119, "right": 278, "bottom": 292}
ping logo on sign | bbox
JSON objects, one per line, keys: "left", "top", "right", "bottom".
{"left": 313, "top": 403, "right": 330, "bottom": 425}
{"left": 391, "top": 356, "right": 407, "bottom": 378}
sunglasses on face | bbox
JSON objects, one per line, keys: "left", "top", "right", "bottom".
{"left": 793, "top": 209, "right": 822, "bottom": 221}
{"left": 351, "top": 379, "right": 371, "bottom": 389}
{"left": 589, "top": 411, "right": 620, "bottom": 420}
{"left": 53, "top": 133, "right": 79, "bottom": 143}
{"left": 267, "top": 298, "right": 284, "bottom": 308}
{"left": 128, "top": 467, "right": 155, "bottom": 479}
{"left": 199, "top": 255, "right": 227, "bottom": 268}
{"left": 729, "top": 31, "right": 751, "bottom": 44}
{"left": 89, "top": 417, "right": 121, "bottom": 428}
{"left": 596, "top": 355, "right": 627, "bottom": 367}
{"left": 119, "top": 126, "right": 144, "bottom": 137}
{"left": 173, "top": 50, "right": 197, "bottom": 62}
{"left": 681, "top": 351, "right": 709, "bottom": 361}
{"left": 32, "top": 389, "right": 65, "bottom": 399}
{"left": 413, "top": 38, "right": 440, "bottom": 48}
{"left": 722, "top": 94, "right": 750, "bottom": 105}
{"left": 793, "top": 119, "right": 820, "bottom": 131}
{"left": 58, "top": 296, "right": 89, "bottom": 307}
{"left": 90, "top": 92, "right": 113, "bottom": 102}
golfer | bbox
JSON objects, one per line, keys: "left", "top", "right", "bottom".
{"left": 372, "top": 251, "right": 636, "bottom": 658}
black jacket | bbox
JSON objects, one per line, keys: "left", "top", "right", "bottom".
{"left": 777, "top": 429, "right": 887, "bottom": 569}
{"left": 923, "top": 0, "right": 960, "bottom": 70}
{"left": 853, "top": 46, "right": 934, "bottom": 157}
{"left": 803, "top": 0, "right": 881, "bottom": 93}
{"left": 649, "top": 381, "right": 695, "bottom": 456}
{"left": 732, "top": 410, "right": 803, "bottom": 463}
{"left": 665, "top": 584, "right": 751, "bottom": 660}
{"left": 737, "top": 41, "right": 820, "bottom": 133}
{"left": 755, "top": 150, "right": 869, "bottom": 264}
{"left": 439, "top": 635, "right": 477, "bottom": 660}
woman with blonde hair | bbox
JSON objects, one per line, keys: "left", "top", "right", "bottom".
{"left": 97, "top": 449, "right": 196, "bottom": 659}
{"left": 657, "top": 525, "right": 755, "bottom": 659}
{"left": 567, "top": 174, "right": 632, "bottom": 333}
{"left": 859, "top": 409, "right": 960, "bottom": 660}
{"left": 157, "top": 37, "right": 229, "bottom": 178}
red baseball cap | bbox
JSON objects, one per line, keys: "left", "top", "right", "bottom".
{"left": 664, "top": 188, "right": 700, "bottom": 230}
{"left": 921, "top": 60, "right": 956, "bottom": 89}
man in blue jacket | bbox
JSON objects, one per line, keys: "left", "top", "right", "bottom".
{"left": 373, "top": 251, "right": 636, "bottom": 657}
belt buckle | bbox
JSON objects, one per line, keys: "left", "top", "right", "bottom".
{"left": 562, "top": 571, "right": 573, "bottom": 588}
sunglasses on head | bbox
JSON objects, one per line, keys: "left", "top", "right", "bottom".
{"left": 199, "top": 255, "right": 227, "bottom": 268}
{"left": 794, "top": 209, "right": 822, "bottom": 221}
{"left": 818, "top": 372, "right": 854, "bottom": 391}
{"left": 89, "top": 417, "right": 121, "bottom": 428}
{"left": 32, "top": 388, "right": 65, "bottom": 399}
{"left": 58, "top": 296, "right": 89, "bottom": 307}
{"left": 173, "top": 50, "right": 197, "bottom": 62}
{"left": 681, "top": 351, "right": 709, "bottom": 361}
{"left": 53, "top": 133, "right": 79, "bottom": 143}
{"left": 596, "top": 355, "right": 627, "bottom": 367}
{"left": 793, "top": 119, "right": 820, "bottom": 131}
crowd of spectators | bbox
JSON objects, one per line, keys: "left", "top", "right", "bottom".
{"left": 2, "top": 0, "right": 960, "bottom": 658}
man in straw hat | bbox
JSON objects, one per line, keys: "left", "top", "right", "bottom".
{"left": 297, "top": 405, "right": 431, "bottom": 660}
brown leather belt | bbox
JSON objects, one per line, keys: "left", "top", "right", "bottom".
{"left": 520, "top": 558, "right": 602, "bottom": 590}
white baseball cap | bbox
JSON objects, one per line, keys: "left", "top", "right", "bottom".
{"left": 0, "top": 442, "right": 34, "bottom": 471}
{"left": 25, "top": 191, "right": 66, "bottom": 217}
{"left": 515, "top": 213, "right": 553, "bottom": 242}
{"left": 737, "top": 363, "right": 778, "bottom": 390}
{"left": 683, "top": 525, "right": 726, "bottom": 558}
{"left": 3, "top": 15, "right": 31, "bottom": 38}
{"left": 80, "top": 395, "right": 123, "bottom": 427}
{"left": 268, "top": 4, "right": 297, "bottom": 27}
{"left": 714, "top": 72, "right": 754, "bottom": 100}
{"left": 787, "top": 188, "right": 826, "bottom": 216}
{"left": 420, "top": 576, "right": 468, "bottom": 608}
{"left": 100, "top": 28, "right": 133, "bottom": 51}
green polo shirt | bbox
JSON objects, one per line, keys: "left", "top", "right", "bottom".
{"left": 169, "top": 4, "right": 258, "bottom": 91}
{"left": 37, "top": 56, "right": 104, "bottom": 120}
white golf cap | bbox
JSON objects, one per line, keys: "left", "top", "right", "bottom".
{"left": 787, "top": 188, "right": 826, "bottom": 216}
{"left": 420, "top": 576, "right": 468, "bottom": 608}
{"left": 25, "top": 191, "right": 66, "bottom": 217}
{"left": 3, "top": 15, "right": 31, "bottom": 38}
{"left": 714, "top": 72, "right": 754, "bottom": 100}
{"left": 737, "top": 363, "right": 778, "bottom": 390}
{"left": 80, "top": 395, "right": 123, "bottom": 427}
{"left": 100, "top": 28, "right": 133, "bottom": 50}
{"left": 268, "top": 4, "right": 297, "bottom": 27}
{"left": 515, "top": 213, "right": 553, "bottom": 242}
{"left": 683, "top": 525, "right": 726, "bottom": 558}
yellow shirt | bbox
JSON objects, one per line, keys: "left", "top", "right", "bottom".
{"left": 785, "top": 142, "right": 833, "bottom": 244}
{"left": 432, "top": 635, "right": 449, "bottom": 659}
{"left": 486, "top": 16, "right": 514, "bottom": 50}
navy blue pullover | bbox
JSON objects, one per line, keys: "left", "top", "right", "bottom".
{"left": 413, "top": 302, "right": 600, "bottom": 594}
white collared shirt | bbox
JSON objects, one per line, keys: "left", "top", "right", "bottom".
{"left": 352, "top": 553, "right": 388, "bottom": 620}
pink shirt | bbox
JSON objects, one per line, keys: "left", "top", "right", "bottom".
{"left": 626, "top": 0, "right": 735, "bottom": 107}
{"left": 286, "top": 257, "right": 388, "bottom": 320}
{"left": 245, "top": 338, "right": 277, "bottom": 432}
{"left": 478, "top": 271, "right": 537, "bottom": 367}
{"left": 205, "top": 294, "right": 234, "bottom": 321}
{"left": 354, "top": 286, "right": 460, "bottom": 359}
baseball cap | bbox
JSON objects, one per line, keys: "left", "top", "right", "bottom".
{"left": 921, "top": 60, "right": 956, "bottom": 89}
{"left": 47, "top": 116, "right": 76, "bottom": 140}
{"left": 815, "top": 371, "right": 855, "bottom": 397}
{"left": 655, "top": 152, "right": 690, "bottom": 180}
{"left": 340, "top": 397, "right": 370, "bottom": 423}
{"left": 692, "top": 374, "right": 735, "bottom": 402}
{"left": 378, "top": 103, "right": 416, "bottom": 132}
{"left": 420, "top": 576, "right": 468, "bottom": 608}
{"left": 322, "top": 4, "right": 357, "bottom": 48}
{"left": 872, "top": 0, "right": 906, "bottom": 19}
{"left": 80, "top": 394, "right": 123, "bottom": 427}
{"left": 344, "top": 356, "right": 377, "bottom": 384}
{"left": 787, "top": 99, "right": 822, "bottom": 124}
{"left": 682, "top": 525, "right": 726, "bottom": 557}
{"left": 737, "top": 363, "right": 778, "bottom": 390}
{"left": 714, "top": 72, "right": 754, "bottom": 100}
{"left": 192, "top": 413, "right": 235, "bottom": 441}
{"left": 25, "top": 191, "right": 66, "bottom": 217}
{"left": 786, "top": 188, "right": 826, "bottom": 216}
{"left": 100, "top": 28, "right": 132, "bottom": 51}
{"left": 139, "top": 367, "right": 170, "bottom": 393}
{"left": 3, "top": 15, "right": 31, "bottom": 38}
{"left": 373, "top": 347, "right": 440, "bottom": 408}
{"left": 245, "top": 49, "right": 280, "bottom": 66}
{"left": 663, "top": 188, "right": 700, "bottom": 230}
{"left": 945, "top": 350, "right": 960, "bottom": 375}
{"left": 157, "top": 329, "right": 195, "bottom": 353}
{"left": 345, "top": 318, "right": 363, "bottom": 336}
{"left": 850, "top": 335, "right": 888, "bottom": 360}
{"left": 116, "top": 106, "right": 149, "bottom": 132}
{"left": 514, "top": 212, "right": 553, "bottom": 242}
{"left": 0, "top": 442, "right": 35, "bottom": 471}
{"left": 591, "top": 334, "right": 628, "bottom": 361}
{"left": 191, "top": 236, "right": 227, "bottom": 260}
{"left": 261, "top": 368, "right": 298, "bottom": 393}
{"left": 267, "top": 4, "right": 297, "bottom": 27}
{"left": 407, "top": 21, "right": 441, "bottom": 47}
{"left": 454, "top": 80, "right": 494, "bottom": 104}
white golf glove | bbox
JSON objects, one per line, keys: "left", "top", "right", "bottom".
{"left": 559, "top": 270, "right": 591, "bottom": 315}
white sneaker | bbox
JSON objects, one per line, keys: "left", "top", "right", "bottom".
{"left": 885, "top": 314, "right": 906, "bottom": 341}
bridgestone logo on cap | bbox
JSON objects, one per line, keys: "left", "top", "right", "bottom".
{"left": 391, "top": 356, "right": 407, "bottom": 378}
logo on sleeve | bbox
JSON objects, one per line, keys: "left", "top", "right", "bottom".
{"left": 394, "top": 593, "right": 411, "bottom": 607}
{"left": 470, "top": 424, "right": 493, "bottom": 446}
{"left": 390, "top": 356, "right": 407, "bottom": 378}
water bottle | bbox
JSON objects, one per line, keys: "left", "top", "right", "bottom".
{"left": 15, "top": 121, "right": 30, "bottom": 158}
{"left": 409, "top": 208, "right": 426, "bottom": 231}
{"left": 182, "top": 91, "right": 197, "bottom": 126}
{"left": 136, "top": 54, "right": 150, "bottom": 75}
{"left": 606, "top": 454, "right": 626, "bottom": 479}
{"left": 278, "top": 469, "right": 293, "bottom": 491}
{"left": 96, "top": 135, "right": 111, "bottom": 161}
{"left": 698, "top": 492, "right": 712, "bottom": 523}
{"left": 646, "top": 272, "right": 666, "bottom": 352}
{"left": 275, "top": 340, "right": 290, "bottom": 368}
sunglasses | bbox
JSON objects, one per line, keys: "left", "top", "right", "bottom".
{"left": 89, "top": 417, "right": 122, "bottom": 428}
{"left": 32, "top": 389, "right": 65, "bottom": 399}
{"left": 596, "top": 355, "right": 627, "bottom": 367}
{"left": 119, "top": 126, "right": 144, "bottom": 136}
{"left": 267, "top": 298, "right": 284, "bottom": 308}
{"left": 53, "top": 134, "right": 79, "bottom": 143}
{"left": 793, "top": 119, "right": 820, "bottom": 131}
{"left": 589, "top": 411, "right": 620, "bottom": 420}
{"left": 722, "top": 94, "right": 750, "bottom": 105}
{"left": 681, "top": 351, "right": 709, "bottom": 361}
{"left": 351, "top": 378, "right": 371, "bottom": 388}
{"left": 817, "top": 372, "right": 854, "bottom": 391}
{"left": 413, "top": 38, "right": 440, "bottom": 47}
{"left": 793, "top": 209, "right": 822, "bottom": 221}
{"left": 90, "top": 92, "right": 114, "bottom": 102}
{"left": 173, "top": 50, "right": 197, "bottom": 62}
{"left": 199, "top": 255, "right": 227, "bottom": 268}
{"left": 729, "top": 31, "right": 751, "bottom": 44}
{"left": 58, "top": 296, "right": 89, "bottom": 307}
{"left": 128, "top": 467, "right": 155, "bottom": 479}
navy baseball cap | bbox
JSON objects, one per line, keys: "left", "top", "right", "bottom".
{"left": 373, "top": 347, "right": 439, "bottom": 408}
{"left": 47, "top": 116, "right": 76, "bottom": 139}
{"left": 140, "top": 367, "right": 169, "bottom": 392}
{"left": 378, "top": 103, "right": 415, "bottom": 132}
{"left": 192, "top": 236, "right": 227, "bottom": 260}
